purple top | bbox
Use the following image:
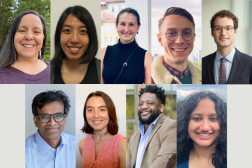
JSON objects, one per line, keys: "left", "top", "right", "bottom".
{"left": 0, "top": 65, "right": 50, "bottom": 84}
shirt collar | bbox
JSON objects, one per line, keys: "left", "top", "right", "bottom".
{"left": 162, "top": 58, "right": 190, "bottom": 78}
{"left": 216, "top": 48, "right": 235, "bottom": 63}
{"left": 34, "top": 130, "right": 65, "bottom": 153}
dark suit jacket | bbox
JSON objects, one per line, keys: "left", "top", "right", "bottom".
{"left": 202, "top": 49, "right": 252, "bottom": 84}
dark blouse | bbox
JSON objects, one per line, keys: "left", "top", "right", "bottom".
{"left": 102, "top": 39, "right": 146, "bottom": 84}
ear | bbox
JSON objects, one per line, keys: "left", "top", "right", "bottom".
{"left": 211, "top": 29, "right": 214, "bottom": 37}
{"left": 159, "top": 104, "right": 165, "bottom": 113}
{"left": 234, "top": 28, "right": 238, "bottom": 37}
{"left": 157, "top": 33, "right": 163, "bottom": 47}
{"left": 34, "top": 117, "right": 38, "bottom": 128}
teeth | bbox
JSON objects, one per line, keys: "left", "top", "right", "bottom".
{"left": 23, "top": 45, "right": 33, "bottom": 48}
{"left": 141, "top": 111, "right": 149, "bottom": 116}
{"left": 70, "top": 47, "right": 79, "bottom": 51}
{"left": 199, "top": 133, "right": 210, "bottom": 136}
{"left": 93, "top": 121, "right": 102, "bottom": 124}
{"left": 174, "top": 48, "right": 185, "bottom": 52}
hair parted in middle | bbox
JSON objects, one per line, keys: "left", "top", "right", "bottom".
{"left": 81, "top": 91, "right": 118, "bottom": 135}
{"left": 177, "top": 91, "right": 227, "bottom": 168}
{"left": 138, "top": 85, "right": 166, "bottom": 105}
{"left": 51, "top": 5, "right": 98, "bottom": 67}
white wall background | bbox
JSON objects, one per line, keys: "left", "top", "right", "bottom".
{"left": 51, "top": 0, "right": 101, "bottom": 59}
{"left": 25, "top": 84, "right": 76, "bottom": 138}
{"left": 202, "top": 0, "right": 250, "bottom": 57}
{"left": 75, "top": 84, "right": 126, "bottom": 168}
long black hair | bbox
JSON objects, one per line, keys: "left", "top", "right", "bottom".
{"left": 177, "top": 91, "right": 227, "bottom": 168}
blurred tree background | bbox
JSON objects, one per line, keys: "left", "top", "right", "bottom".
{"left": 0, "top": 0, "right": 50, "bottom": 61}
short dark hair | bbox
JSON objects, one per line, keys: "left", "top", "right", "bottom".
{"left": 32, "top": 90, "right": 70, "bottom": 116}
{"left": 51, "top": 5, "right": 98, "bottom": 66}
{"left": 210, "top": 10, "right": 238, "bottom": 29}
{"left": 116, "top": 7, "right": 141, "bottom": 26}
{"left": 81, "top": 91, "right": 118, "bottom": 135}
{"left": 139, "top": 85, "right": 166, "bottom": 105}
{"left": 177, "top": 91, "right": 227, "bottom": 168}
{"left": 158, "top": 7, "right": 195, "bottom": 31}
{"left": 0, "top": 10, "right": 47, "bottom": 69}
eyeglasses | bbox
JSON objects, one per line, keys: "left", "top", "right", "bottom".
{"left": 36, "top": 113, "right": 67, "bottom": 123}
{"left": 164, "top": 30, "right": 195, "bottom": 41}
{"left": 213, "top": 26, "right": 234, "bottom": 32}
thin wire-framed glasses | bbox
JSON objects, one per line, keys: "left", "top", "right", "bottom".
{"left": 165, "top": 30, "right": 195, "bottom": 41}
{"left": 213, "top": 26, "right": 234, "bottom": 33}
{"left": 36, "top": 113, "right": 67, "bottom": 123}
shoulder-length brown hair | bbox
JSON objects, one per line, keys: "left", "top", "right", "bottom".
{"left": 81, "top": 91, "right": 118, "bottom": 135}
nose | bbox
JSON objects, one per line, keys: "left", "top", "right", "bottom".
{"left": 200, "top": 119, "right": 210, "bottom": 131}
{"left": 70, "top": 31, "right": 79, "bottom": 44}
{"left": 25, "top": 30, "right": 34, "bottom": 40}
{"left": 48, "top": 116, "right": 57, "bottom": 125}
{"left": 220, "top": 28, "right": 227, "bottom": 35}
{"left": 94, "top": 110, "right": 99, "bottom": 118}
{"left": 175, "top": 33, "right": 185, "bottom": 44}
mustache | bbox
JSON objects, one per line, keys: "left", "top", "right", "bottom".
{"left": 139, "top": 109, "right": 152, "bottom": 113}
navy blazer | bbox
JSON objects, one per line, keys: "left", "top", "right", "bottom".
{"left": 202, "top": 49, "right": 252, "bottom": 84}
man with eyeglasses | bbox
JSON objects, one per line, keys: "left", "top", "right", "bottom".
{"left": 203, "top": 10, "right": 252, "bottom": 84}
{"left": 151, "top": 7, "right": 202, "bottom": 84}
{"left": 25, "top": 90, "right": 75, "bottom": 168}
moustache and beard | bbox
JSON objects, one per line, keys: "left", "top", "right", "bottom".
{"left": 138, "top": 108, "right": 161, "bottom": 124}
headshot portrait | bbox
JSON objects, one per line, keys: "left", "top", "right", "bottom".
{"left": 50, "top": 0, "right": 101, "bottom": 84}
{"left": 202, "top": 0, "right": 252, "bottom": 84}
{"left": 25, "top": 84, "right": 76, "bottom": 168}
{"left": 177, "top": 85, "right": 227, "bottom": 168}
{"left": 0, "top": 8, "right": 50, "bottom": 84}
{"left": 151, "top": 0, "right": 202, "bottom": 84}
{"left": 76, "top": 85, "right": 126, "bottom": 168}
{"left": 127, "top": 85, "right": 176, "bottom": 168}
{"left": 101, "top": 6, "right": 151, "bottom": 84}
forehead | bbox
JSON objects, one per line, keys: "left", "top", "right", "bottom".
{"left": 139, "top": 92, "right": 159, "bottom": 102}
{"left": 160, "top": 15, "right": 194, "bottom": 32}
{"left": 37, "top": 101, "right": 64, "bottom": 115}
{"left": 19, "top": 13, "right": 43, "bottom": 29}
{"left": 63, "top": 14, "right": 85, "bottom": 27}
{"left": 118, "top": 12, "right": 137, "bottom": 23}
{"left": 214, "top": 16, "right": 234, "bottom": 26}
{"left": 191, "top": 98, "right": 216, "bottom": 115}
{"left": 86, "top": 96, "right": 106, "bottom": 107}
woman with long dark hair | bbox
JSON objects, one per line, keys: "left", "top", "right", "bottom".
{"left": 177, "top": 91, "right": 227, "bottom": 168}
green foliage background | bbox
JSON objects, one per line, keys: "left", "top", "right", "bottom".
{"left": 0, "top": 0, "right": 50, "bottom": 61}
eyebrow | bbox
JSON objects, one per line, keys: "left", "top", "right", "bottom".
{"left": 62, "top": 25, "right": 86, "bottom": 28}
{"left": 86, "top": 105, "right": 107, "bottom": 108}
{"left": 18, "top": 25, "right": 43, "bottom": 30}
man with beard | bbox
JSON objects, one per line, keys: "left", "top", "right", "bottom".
{"left": 127, "top": 85, "right": 176, "bottom": 168}
{"left": 25, "top": 90, "right": 75, "bottom": 168}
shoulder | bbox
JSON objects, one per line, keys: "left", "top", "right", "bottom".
{"left": 62, "top": 132, "right": 75, "bottom": 145}
{"left": 188, "top": 61, "right": 202, "bottom": 75}
{"left": 177, "top": 160, "right": 189, "bottom": 168}
{"left": 202, "top": 52, "right": 216, "bottom": 61}
{"left": 159, "top": 116, "right": 177, "bottom": 134}
{"left": 235, "top": 49, "right": 252, "bottom": 61}
{"left": 95, "top": 57, "right": 101, "bottom": 64}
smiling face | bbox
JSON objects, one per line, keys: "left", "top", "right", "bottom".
{"left": 188, "top": 98, "right": 220, "bottom": 149}
{"left": 211, "top": 16, "right": 237, "bottom": 51}
{"left": 116, "top": 12, "right": 140, "bottom": 44}
{"left": 85, "top": 96, "right": 109, "bottom": 132}
{"left": 60, "top": 14, "right": 89, "bottom": 61}
{"left": 14, "top": 14, "right": 44, "bottom": 60}
{"left": 138, "top": 92, "right": 164, "bottom": 125}
{"left": 34, "top": 101, "right": 67, "bottom": 146}
{"left": 158, "top": 15, "right": 195, "bottom": 66}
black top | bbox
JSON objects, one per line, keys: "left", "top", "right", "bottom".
{"left": 102, "top": 39, "right": 146, "bottom": 84}
{"left": 51, "top": 57, "right": 100, "bottom": 84}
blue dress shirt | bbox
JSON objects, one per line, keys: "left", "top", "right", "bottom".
{"left": 214, "top": 48, "right": 235, "bottom": 83}
{"left": 135, "top": 114, "right": 163, "bottom": 168}
{"left": 25, "top": 131, "right": 75, "bottom": 168}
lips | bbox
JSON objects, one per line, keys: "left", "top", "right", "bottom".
{"left": 22, "top": 44, "right": 35, "bottom": 48}
{"left": 92, "top": 120, "right": 102, "bottom": 125}
{"left": 68, "top": 46, "right": 81, "bottom": 54}
{"left": 196, "top": 132, "right": 214, "bottom": 140}
{"left": 45, "top": 127, "right": 59, "bottom": 131}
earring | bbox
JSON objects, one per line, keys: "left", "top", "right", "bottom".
{"left": 39, "top": 50, "right": 42, "bottom": 59}
{"left": 137, "top": 32, "right": 139, "bottom": 34}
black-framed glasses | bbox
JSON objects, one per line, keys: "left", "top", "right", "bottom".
{"left": 165, "top": 30, "right": 195, "bottom": 41}
{"left": 213, "top": 26, "right": 234, "bottom": 33}
{"left": 36, "top": 113, "right": 67, "bottom": 123}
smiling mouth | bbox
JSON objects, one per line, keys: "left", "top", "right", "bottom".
{"left": 93, "top": 120, "right": 102, "bottom": 125}
{"left": 23, "top": 44, "right": 34, "bottom": 48}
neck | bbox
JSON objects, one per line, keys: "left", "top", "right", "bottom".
{"left": 120, "top": 38, "right": 135, "bottom": 44}
{"left": 92, "top": 128, "right": 109, "bottom": 141}
{"left": 39, "top": 132, "right": 61, "bottom": 149}
{"left": 144, "top": 124, "right": 150, "bottom": 133}
{"left": 62, "top": 59, "right": 88, "bottom": 70}
{"left": 217, "top": 45, "right": 234, "bottom": 57}
{"left": 191, "top": 143, "right": 216, "bottom": 159}
{"left": 163, "top": 55, "right": 188, "bottom": 72}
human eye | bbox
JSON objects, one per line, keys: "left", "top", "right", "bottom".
{"left": 80, "top": 29, "right": 88, "bottom": 35}
{"left": 62, "top": 28, "right": 71, "bottom": 34}
{"left": 34, "top": 29, "right": 42, "bottom": 34}
{"left": 214, "top": 27, "right": 222, "bottom": 32}
{"left": 146, "top": 101, "right": 154, "bottom": 106}
{"left": 39, "top": 114, "right": 50, "bottom": 122}
{"left": 54, "top": 113, "right": 64, "bottom": 119}
{"left": 225, "top": 27, "right": 233, "bottom": 31}
{"left": 129, "top": 23, "right": 135, "bottom": 27}
{"left": 191, "top": 116, "right": 201, "bottom": 122}
{"left": 18, "top": 28, "right": 26, "bottom": 33}
{"left": 120, "top": 22, "right": 126, "bottom": 26}
{"left": 86, "top": 108, "right": 93, "bottom": 113}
